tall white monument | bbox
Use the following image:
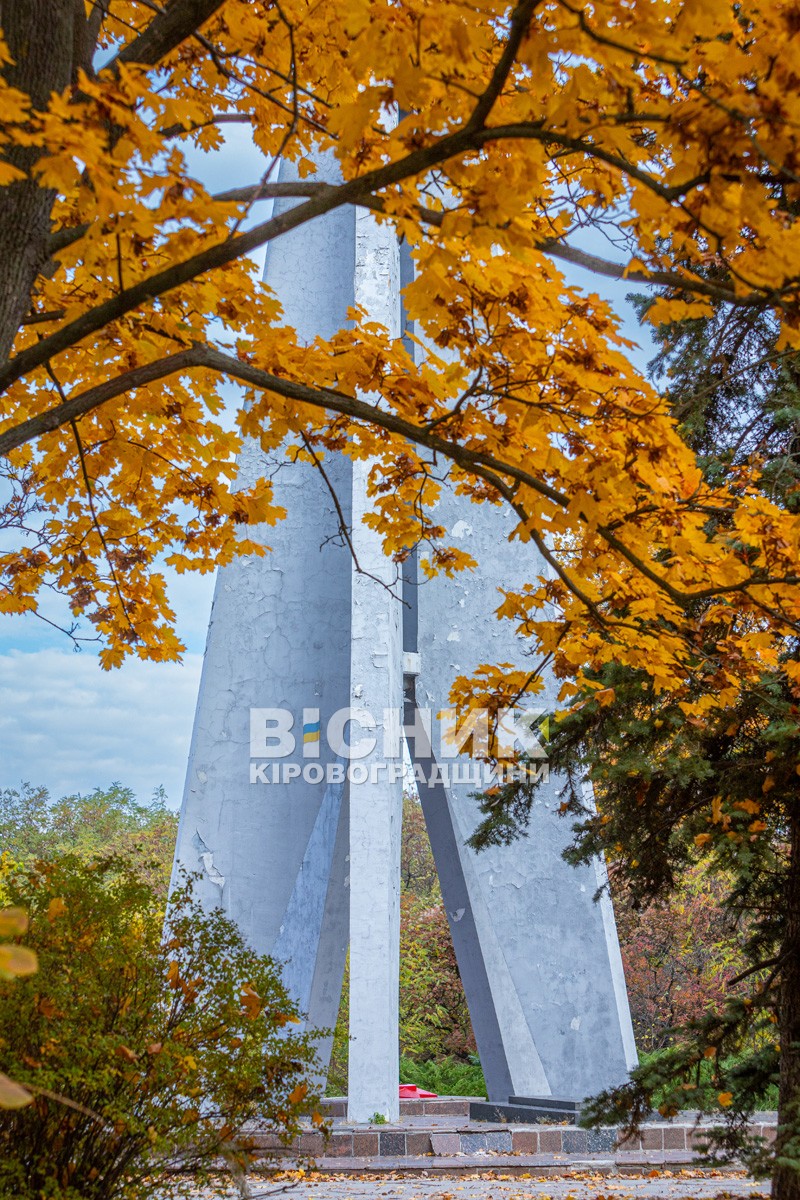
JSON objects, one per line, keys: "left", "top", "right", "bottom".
{"left": 171, "top": 155, "right": 637, "bottom": 1122}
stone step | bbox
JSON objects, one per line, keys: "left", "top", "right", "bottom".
{"left": 253, "top": 1152, "right": 753, "bottom": 1176}
{"left": 321, "top": 1096, "right": 474, "bottom": 1119}
{"left": 248, "top": 1119, "right": 777, "bottom": 1160}
{"left": 511, "top": 1095, "right": 583, "bottom": 1120}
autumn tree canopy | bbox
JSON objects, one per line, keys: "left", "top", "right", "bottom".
{"left": 0, "top": 0, "right": 797, "bottom": 716}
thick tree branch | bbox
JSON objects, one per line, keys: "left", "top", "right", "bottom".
{"left": 43, "top": 181, "right": 751, "bottom": 310}
{"left": 0, "top": 348, "right": 202, "bottom": 455}
{"left": 1, "top": 130, "right": 491, "bottom": 393}
{"left": 111, "top": 0, "right": 228, "bottom": 69}
{"left": 4, "top": 343, "right": 798, "bottom": 622}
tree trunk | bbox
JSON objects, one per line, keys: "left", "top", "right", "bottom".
{"left": 773, "top": 808, "right": 800, "bottom": 1200}
{"left": 0, "top": 0, "right": 81, "bottom": 364}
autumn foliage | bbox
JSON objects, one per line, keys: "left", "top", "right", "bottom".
{"left": 614, "top": 866, "right": 746, "bottom": 1055}
{"left": 0, "top": 854, "right": 323, "bottom": 1200}
{"left": 0, "top": 0, "right": 798, "bottom": 715}
{"left": 6, "top": 0, "right": 800, "bottom": 1193}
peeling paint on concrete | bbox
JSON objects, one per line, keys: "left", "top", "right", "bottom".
{"left": 192, "top": 830, "right": 225, "bottom": 890}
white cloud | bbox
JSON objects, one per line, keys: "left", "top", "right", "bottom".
{"left": 0, "top": 648, "right": 203, "bottom": 807}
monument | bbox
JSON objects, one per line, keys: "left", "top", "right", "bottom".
{"left": 171, "top": 154, "right": 637, "bottom": 1123}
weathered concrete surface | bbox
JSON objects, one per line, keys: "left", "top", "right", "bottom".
{"left": 347, "top": 206, "right": 404, "bottom": 1123}
{"left": 413, "top": 482, "right": 637, "bottom": 1102}
{"left": 393, "top": 175, "right": 635, "bottom": 1100}
{"left": 170, "top": 154, "right": 355, "bottom": 1063}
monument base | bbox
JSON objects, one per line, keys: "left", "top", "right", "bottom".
{"left": 243, "top": 1095, "right": 774, "bottom": 1169}
{"left": 470, "top": 1096, "right": 583, "bottom": 1124}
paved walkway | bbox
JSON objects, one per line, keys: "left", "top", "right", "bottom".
{"left": 206, "top": 1171, "right": 767, "bottom": 1200}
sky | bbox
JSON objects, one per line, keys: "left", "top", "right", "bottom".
{"left": 0, "top": 132, "right": 655, "bottom": 810}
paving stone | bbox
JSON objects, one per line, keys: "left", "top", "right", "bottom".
{"left": 663, "top": 1126, "right": 687, "bottom": 1150}
{"left": 427, "top": 1100, "right": 471, "bottom": 1116}
{"left": 485, "top": 1132, "right": 513, "bottom": 1153}
{"left": 562, "top": 1130, "right": 588, "bottom": 1153}
{"left": 460, "top": 1133, "right": 488, "bottom": 1153}
{"left": 538, "top": 1129, "right": 563, "bottom": 1153}
{"left": 641, "top": 1127, "right": 664, "bottom": 1150}
{"left": 299, "top": 1132, "right": 325, "bottom": 1155}
{"left": 512, "top": 1130, "right": 538, "bottom": 1153}
{"left": 430, "top": 1133, "right": 461, "bottom": 1156}
{"left": 250, "top": 1132, "right": 282, "bottom": 1150}
{"left": 405, "top": 1132, "right": 432, "bottom": 1155}
{"left": 379, "top": 1132, "right": 406, "bottom": 1156}
{"left": 327, "top": 1134, "right": 354, "bottom": 1157}
{"left": 351, "top": 1133, "right": 379, "bottom": 1157}
{"left": 586, "top": 1129, "right": 616, "bottom": 1152}
{"left": 401, "top": 1101, "right": 424, "bottom": 1115}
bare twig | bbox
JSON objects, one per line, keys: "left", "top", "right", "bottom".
{"left": 297, "top": 433, "right": 404, "bottom": 600}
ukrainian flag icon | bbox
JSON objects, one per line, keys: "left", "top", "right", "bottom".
{"left": 303, "top": 719, "right": 321, "bottom": 758}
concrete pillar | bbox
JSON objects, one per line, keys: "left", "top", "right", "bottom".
{"left": 347, "top": 207, "right": 404, "bottom": 1123}
{"left": 413, "top": 483, "right": 638, "bottom": 1100}
{"left": 170, "top": 155, "right": 355, "bottom": 1072}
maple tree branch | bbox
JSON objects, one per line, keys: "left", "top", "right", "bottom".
{"left": 527, "top": 525, "right": 608, "bottom": 626}
{"left": 0, "top": 349, "right": 201, "bottom": 456}
{"left": 47, "top": 224, "right": 90, "bottom": 257}
{"left": 29, "top": 606, "right": 101, "bottom": 648}
{"left": 537, "top": 242, "right": 743, "bottom": 304}
{"left": 213, "top": 182, "right": 331, "bottom": 204}
{"left": 4, "top": 133, "right": 495, "bottom": 391}
{"left": 84, "top": 1, "right": 110, "bottom": 70}
{"left": 111, "top": 0, "right": 228, "bottom": 69}
{"left": 211, "top": 183, "right": 757, "bottom": 306}
{"left": 473, "top": 123, "right": 711, "bottom": 204}
{"left": 44, "top": 181, "right": 326, "bottom": 261}
{"left": 158, "top": 111, "right": 258, "bottom": 140}
{"left": 22, "top": 309, "right": 67, "bottom": 326}
{"left": 557, "top": 0, "right": 685, "bottom": 69}
{"left": 5, "top": 344, "right": 800, "bottom": 625}
{"left": 39, "top": 360, "right": 140, "bottom": 636}
{"left": 36, "top": 167, "right": 764, "bottom": 370}
{"left": 69, "top": 416, "right": 138, "bottom": 638}
{"left": 465, "top": 0, "right": 542, "bottom": 131}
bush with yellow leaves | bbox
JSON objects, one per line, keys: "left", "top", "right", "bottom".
{"left": 0, "top": 854, "right": 323, "bottom": 1199}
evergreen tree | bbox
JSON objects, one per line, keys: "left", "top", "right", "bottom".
{"left": 470, "top": 297, "right": 800, "bottom": 1196}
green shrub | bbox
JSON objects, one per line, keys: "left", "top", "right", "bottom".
{"left": 0, "top": 853, "right": 324, "bottom": 1200}
{"left": 399, "top": 1055, "right": 486, "bottom": 1097}
{"left": 635, "top": 1048, "right": 780, "bottom": 1113}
